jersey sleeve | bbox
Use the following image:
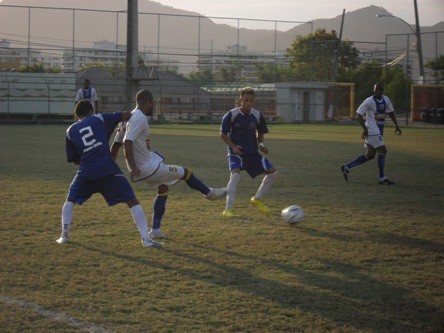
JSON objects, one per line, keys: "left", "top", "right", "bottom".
{"left": 92, "top": 87, "right": 98, "bottom": 101}
{"left": 356, "top": 97, "right": 372, "bottom": 116}
{"left": 257, "top": 113, "right": 269, "bottom": 134}
{"left": 65, "top": 136, "right": 80, "bottom": 163}
{"left": 124, "top": 114, "right": 144, "bottom": 142}
{"left": 101, "top": 112, "right": 123, "bottom": 139}
{"left": 220, "top": 111, "right": 232, "bottom": 134}
{"left": 384, "top": 96, "right": 395, "bottom": 113}
{"left": 74, "top": 89, "right": 81, "bottom": 102}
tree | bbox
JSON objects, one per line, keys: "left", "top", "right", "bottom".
{"left": 425, "top": 55, "right": 444, "bottom": 84}
{"left": 189, "top": 67, "right": 214, "bottom": 86}
{"left": 214, "top": 61, "right": 244, "bottom": 83}
{"left": 345, "top": 61, "right": 409, "bottom": 112}
{"left": 286, "top": 29, "right": 360, "bottom": 82}
{"left": 255, "top": 62, "right": 294, "bottom": 83}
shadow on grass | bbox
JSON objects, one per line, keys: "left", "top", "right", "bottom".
{"left": 300, "top": 226, "right": 444, "bottom": 255}
{"left": 70, "top": 241, "right": 442, "bottom": 332}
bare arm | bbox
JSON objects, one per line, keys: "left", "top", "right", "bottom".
{"left": 257, "top": 133, "right": 268, "bottom": 154}
{"left": 357, "top": 114, "right": 368, "bottom": 139}
{"left": 110, "top": 142, "right": 122, "bottom": 161}
{"left": 123, "top": 140, "right": 140, "bottom": 182}
{"left": 220, "top": 132, "right": 243, "bottom": 155}
{"left": 389, "top": 112, "right": 402, "bottom": 135}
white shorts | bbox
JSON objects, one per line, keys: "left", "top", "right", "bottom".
{"left": 133, "top": 151, "right": 185, "bottom": 188}
{"left": 143, "top": 162, "right": 185, "bottom": 188}
{"left": 364, "top": 134, "right": 385, "bottom": 149}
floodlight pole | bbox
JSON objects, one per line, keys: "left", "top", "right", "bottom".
{"left": 376, "top": 11, "right": 425, "bottom": 84}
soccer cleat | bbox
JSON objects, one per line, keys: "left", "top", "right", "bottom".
{"left": 56, "top": 233, "right": 70, "bottom": 244}
{"left": 250, "top": 197, "right": 270, "bottom": 214}
{"left": 142, "top": 238, "right": 163, "bottom": 249}
{"left": 206, "top": 187, "right": 227, "bottom": 200}
{"left": 222, "top": 209, "right": 237, "bottom": 217}
{"left": 379, "top": 177, "right": 395, "bottom": 185}
{"left": 149, "top": 229, "right": 167, "bottom": 239}
{"left": 341, "top": 165, "right": 349, "bottom": 181}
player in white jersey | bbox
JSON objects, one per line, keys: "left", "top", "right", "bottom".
{"left": 111, "top": 89, "right": 226, "bottom": 239}
{"left": 75, "top": 79, "right": 99, "bottom": 113}
{"left": 341, "top": 82, "right": 401, "bottom": 185}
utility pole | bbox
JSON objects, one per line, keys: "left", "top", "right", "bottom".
{"left": 413, "top": 0, "right": 425, "bottom": 83}
{"left": 126, "top": 0, "right": 139, "bottom": 108}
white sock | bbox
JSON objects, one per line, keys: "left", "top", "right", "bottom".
{"left": 226, "top": 173, "right": 240, "bottom": 210}
{"left": 254, "top": 171, "right": 277, "bottom": 199}
{"left": 61, "top": 201, "right": 75, "bottom": 236}
{"left": 130, "top": 204, "right": 149, "bottom": 241}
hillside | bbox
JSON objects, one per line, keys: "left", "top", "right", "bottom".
{"left": 0, "top": 0, "right": 442, "bottom": 71}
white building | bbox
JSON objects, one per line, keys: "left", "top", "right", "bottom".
{"left": 197, "top": 44, "right": 288, "bottom": 82}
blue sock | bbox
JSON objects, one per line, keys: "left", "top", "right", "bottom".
{"left": 152, "top": 194, "right": 168, "bottom": 230}
{"left": 185, "top": 171, "right": 210, "bottom": 195}
{"left": 377, "top": 154, "right": 386, "bottom": 179}
{"left": 346, "top": 155, "right": 369, "bottom": 169}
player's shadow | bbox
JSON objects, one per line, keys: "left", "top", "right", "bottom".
{"left": 300, "top": 226, "right": 444, "bottom": 255}
{"left": 72, "top": 241, "right": 442, "bottom": 332}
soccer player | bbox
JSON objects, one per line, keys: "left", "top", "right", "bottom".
{"left": 341, "top": 82, "right": 402, "bottom": 185}
{"left": 56, "top": 100, "right": 162, "bottom": 249}
{"left": 75, "top": 79, "right": 99, "bottom": 113}
{"left": 220, "top": 86, "right": 277, "bottom": 217}
{"left": 111, "top": 89, "right": 226, "bottom": 239}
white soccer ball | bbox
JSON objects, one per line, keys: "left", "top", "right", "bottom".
{"left": 281, "top": 205, "right": 304, "bottom": 224}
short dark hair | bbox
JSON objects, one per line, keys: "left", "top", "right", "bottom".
{"left": 240, "top": 86, "right": 255, "bottom": 97}
{"left": 136, "top": 89, "right": 153, "bottom": 103}
{"left": 74, "top": 100, "right": 93, "bottom": 119}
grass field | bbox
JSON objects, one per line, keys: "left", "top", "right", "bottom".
{"left": 0, "top": 123, "right": 443, "bottom": 333}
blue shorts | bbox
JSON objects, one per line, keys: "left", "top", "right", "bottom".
{"left": 229, "top": 153, "right": 273, "bottom": 178}
{"left": 67, "top": 173, "right": 136, "bottom": 206}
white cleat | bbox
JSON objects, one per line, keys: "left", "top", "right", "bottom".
{"left": 142, "top": 238, "right": 163, "bottom": 249}
{"left": 149, "top": 229, "right": 167, "bottom": 239}
{"left": 56, "top": 234, "right": 70, "bottom": 244}
{"left": 206, "top": 187, "right": 227, "bottom": 200}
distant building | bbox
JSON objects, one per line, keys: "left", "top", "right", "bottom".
{"left": 197, "top": 44, "right": 288, "bottom": 82}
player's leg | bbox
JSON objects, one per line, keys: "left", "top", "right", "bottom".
{"left": 182, "top": 167, "right": 226, "bottom": 200}
{"left": 149, "top": 184, "right": 169, "bottom": 239}
{"left": 223, "top": 155, "right": 242, "bottom": 217}
{"left": 376, "top": 145, "right": 394, "bottom": 185}
{"left": 56, "top": 199, "right": 75, "bottom": 244}
{"left": 254, "top": 168, "right": 277, "bottom": 201}
{"left": 341, "top": 142, "right": 376, "bottom": 181}
{"left": 101, "top": 174, "right": 162, "bottom": 248}
{"left": 56, "top": 175, "right": 93, "bottom": 244}
{"left": 248, "top": 156, "right": 275, "bottom": 214}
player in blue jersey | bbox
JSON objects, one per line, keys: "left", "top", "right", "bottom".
{"left": 341, "top": 82, "right": 401, "bottom": 185}
{"left": 56, "top": 100, "right": 162, "bottom": 248}
{"left": 220, "top": 86, "right": 277, "bottom": 217}
{"left": 111, "top": 89, "right": 226, "bottom": 239}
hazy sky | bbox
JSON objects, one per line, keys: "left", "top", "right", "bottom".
{"left": 155, "top": 0, "right": 443, "bottom": 29}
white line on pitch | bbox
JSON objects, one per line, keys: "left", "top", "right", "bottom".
{"left": 0, "top": 295, "right": 113, "bottom": 333}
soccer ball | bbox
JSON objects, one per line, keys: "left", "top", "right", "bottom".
{"left": 281, "top": 205, "right": 304, "bottom": 224}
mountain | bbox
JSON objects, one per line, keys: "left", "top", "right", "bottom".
{"left": 0, "top": 0, "right": 442, "bottom": 71}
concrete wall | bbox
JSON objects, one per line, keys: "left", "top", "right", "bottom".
{"left": 0, "top": 72, "right": 75, "bottom": 115}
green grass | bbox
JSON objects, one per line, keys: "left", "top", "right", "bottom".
{"left": 0, "top": 123, "right": 443, "bottom": 333}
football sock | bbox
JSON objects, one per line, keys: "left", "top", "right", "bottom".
{"left": 377, "top": 153, "right": 386, "bottom": 179}
{"left": 346, "top": 154, "right": 369, "bottom": 169}
{"left": 254, "top": 171, "right": 277, "bottom": 199}
{"left": 184, "top": 170, "right": 210, "bottom": 195}
{"left": 152, "top": 193, "right": 168, "bottom": 230}
{"left": 130, "top": 204, "right": 149, "bottom": 240}
{"left": 61, "top": 201, "right": 75, "bottom": 235}
{"left": 226, "top": 172, "right": 240, "bottom": 210}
